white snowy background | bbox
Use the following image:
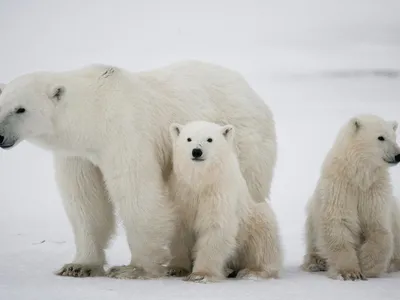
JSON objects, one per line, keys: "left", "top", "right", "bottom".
{"left": 1, "top": 0, "right": 400, "bottom": 299}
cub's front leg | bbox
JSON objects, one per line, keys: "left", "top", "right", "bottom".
{"left": 388, "top": 198, "right": 400, "bottom": 273}
{"left": 359, "top": 215, "right": 393, "bottom": 277}
{"left": 358, "top": 196, "right": 393, "bottom": 277}
{"left": 359, "top": 229, "right": 393, "bottom": 277}
{"left": 317, "top": 187, "right": 366, "bottom": 281}
{"left": 185, "top": 197, "right": 238, "bottom": 283}
{"left": 302, "top": 209, "right": 327, "bottom": 272}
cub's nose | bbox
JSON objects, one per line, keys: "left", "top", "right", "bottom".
{"left": 0, "top": 135, "right": 4, "bottom": 144}
{"left": 192, "top": 148, "right": 203, "bottom": 158}
{"left": 395, "top": 154, "right": 400, "bottom": 163}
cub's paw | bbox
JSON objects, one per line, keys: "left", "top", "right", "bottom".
{"left": 359, "top": 250, "right": 387, "bottom": 278}
{"left": 106, "top": 265, "right": 148, "bottom": 279}
{"left": 166, "top": 266, "right": 190, "bottom": 277}
{"left": 387, "top": 259, "right": 400, "bottom": 273}
{"left": 237, "top": 268, "right": 279, "bottom": 280}
{"left": 55, "top": 263, "right": 104, "bottom": 277}
{"left": 224, "top": 267, "right": 238, "bottom": 278}
{"left": 301, "top": 254, "right": 327, "bottom": 272}
{"left": 336, "top": 269, "right": 367, "bottom": 281}
{"left": 184, "top": 271, "right": 222, "bottom": 283}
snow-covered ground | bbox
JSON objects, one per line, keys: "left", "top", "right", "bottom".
{"left": 1, "top": 1, "right": 400, "bottom": 299}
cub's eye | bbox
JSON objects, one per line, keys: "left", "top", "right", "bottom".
{"left": 207, "top": 138, "right": 213, "bottom": 143}
{"left": 187, "top": 138, "right": 192, "bottom": 142}
{"left": 378, "top": 136, "right": 385, "bottom": 141}
{"left": 15, "top": 107, "right": 26, "bottom": 114}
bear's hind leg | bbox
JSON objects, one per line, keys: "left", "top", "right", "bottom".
{"left": 240, "top": 138, "right": 276, "bottom": 203}
{"left": 54, "top": 155, "right": 115, "bottom": 277}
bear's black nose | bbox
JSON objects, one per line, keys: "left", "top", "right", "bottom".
{"left": 0, "top": 135, "right": 4, "bottom": 144}
{"left": 192, "top": 148, "right": 203, "bottom": 158}
{"left": 395, "top": 154, "right": 400, "bottom": 163}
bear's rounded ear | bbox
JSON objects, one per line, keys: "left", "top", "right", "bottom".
{"left": 221, "top": 124, "right": 235, "bottom": 142}
{"left": 0, "top": 83, "right": 5, "bottom": 95}
{"left": 391, "top": 121, "right": 398, "bottom": 132}
{"left": 169, "top": 123, "right": 183, "bottom": 141}
{"left": 47, "top": 85, "right": 65, "bottom": 102}
{"left": 350, "top": 117, "right": 361, "bottom": 132}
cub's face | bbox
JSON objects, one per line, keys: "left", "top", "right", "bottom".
{"left": 351, "top": 116, "right": 400, "bottom": 167}
{"left": 169, "top": 120, "right": 235, "bottom": 177}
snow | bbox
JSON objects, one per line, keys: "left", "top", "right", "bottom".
{"left": 1, "top": 0, "right": 400, "bottom": 299}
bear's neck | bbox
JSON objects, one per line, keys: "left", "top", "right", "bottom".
{"left": 28, "top": 133, "right": 101, "bottom": 162}
{"left": 29, "top": 74, "right": 113, "bottom": 158}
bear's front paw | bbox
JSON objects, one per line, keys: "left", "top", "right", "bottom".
{"left": 184, "top": 271, "right": 222, "bottom": 283}
{"left": 166, "top": 266, "right": 190, "bottom": 277}
{"left": 55, "top": 263, "right": 104, "bottom": 277}
{"left": 336, "top": 269, "right": 367, "bottom": 281}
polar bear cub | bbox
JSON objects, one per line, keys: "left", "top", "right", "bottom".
{"left": 302, "top": 114, "right": 400, "bottom": 280}
{"left": 168, "top": 120, "right": 282, "bottom": 283}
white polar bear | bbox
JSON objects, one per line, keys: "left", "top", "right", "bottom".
{"left": 167, "top": 121, "right": 282, "bottom": 283}
{"left": 0, "top": 61, "right": 277, "bottom": 279}
{"left": 302, "top": 114, "right": 400, "bottom": 280}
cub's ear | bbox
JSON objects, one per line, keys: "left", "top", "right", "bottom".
{"left": 350, "top": 117, "right": 361, "bottom": 132}
{"left": 391, "top": 120, "right": 398, "bottom": 132}
{"left": 169, "top": 123, "right": 183, "bottom": 141}
{"left": 221, "top": 124, "right": 235, "bottom": 142}
{"left": 47, "top": 85, "right": 65, "bottom": 102}
{"left": 0, "top": 83, "right": 6, "bottom": 95}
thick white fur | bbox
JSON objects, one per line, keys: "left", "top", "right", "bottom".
{"left": 302, "top": 114, "right": 400, "bottom": 280}
{"left": 0, "top": 61, "right": 276, "bottom": 278}
{"left": 168, "top": 121, "right": 282, "bottom": 283}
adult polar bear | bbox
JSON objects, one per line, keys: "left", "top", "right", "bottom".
{"left": 0, "top": 61, "right": 277, "bottom": 279}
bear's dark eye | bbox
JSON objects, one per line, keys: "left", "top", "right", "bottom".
{"left": 207, "top": 138, "right": 213, "bottom": 143}
{"left": 187, "top": 138, "right": 192, "bottom": 142}
{"left": 378, "top": 136, "right": 385, "bottom": 141}
{"left": 15, "top": 107, "right": 26, "bottom": 114}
